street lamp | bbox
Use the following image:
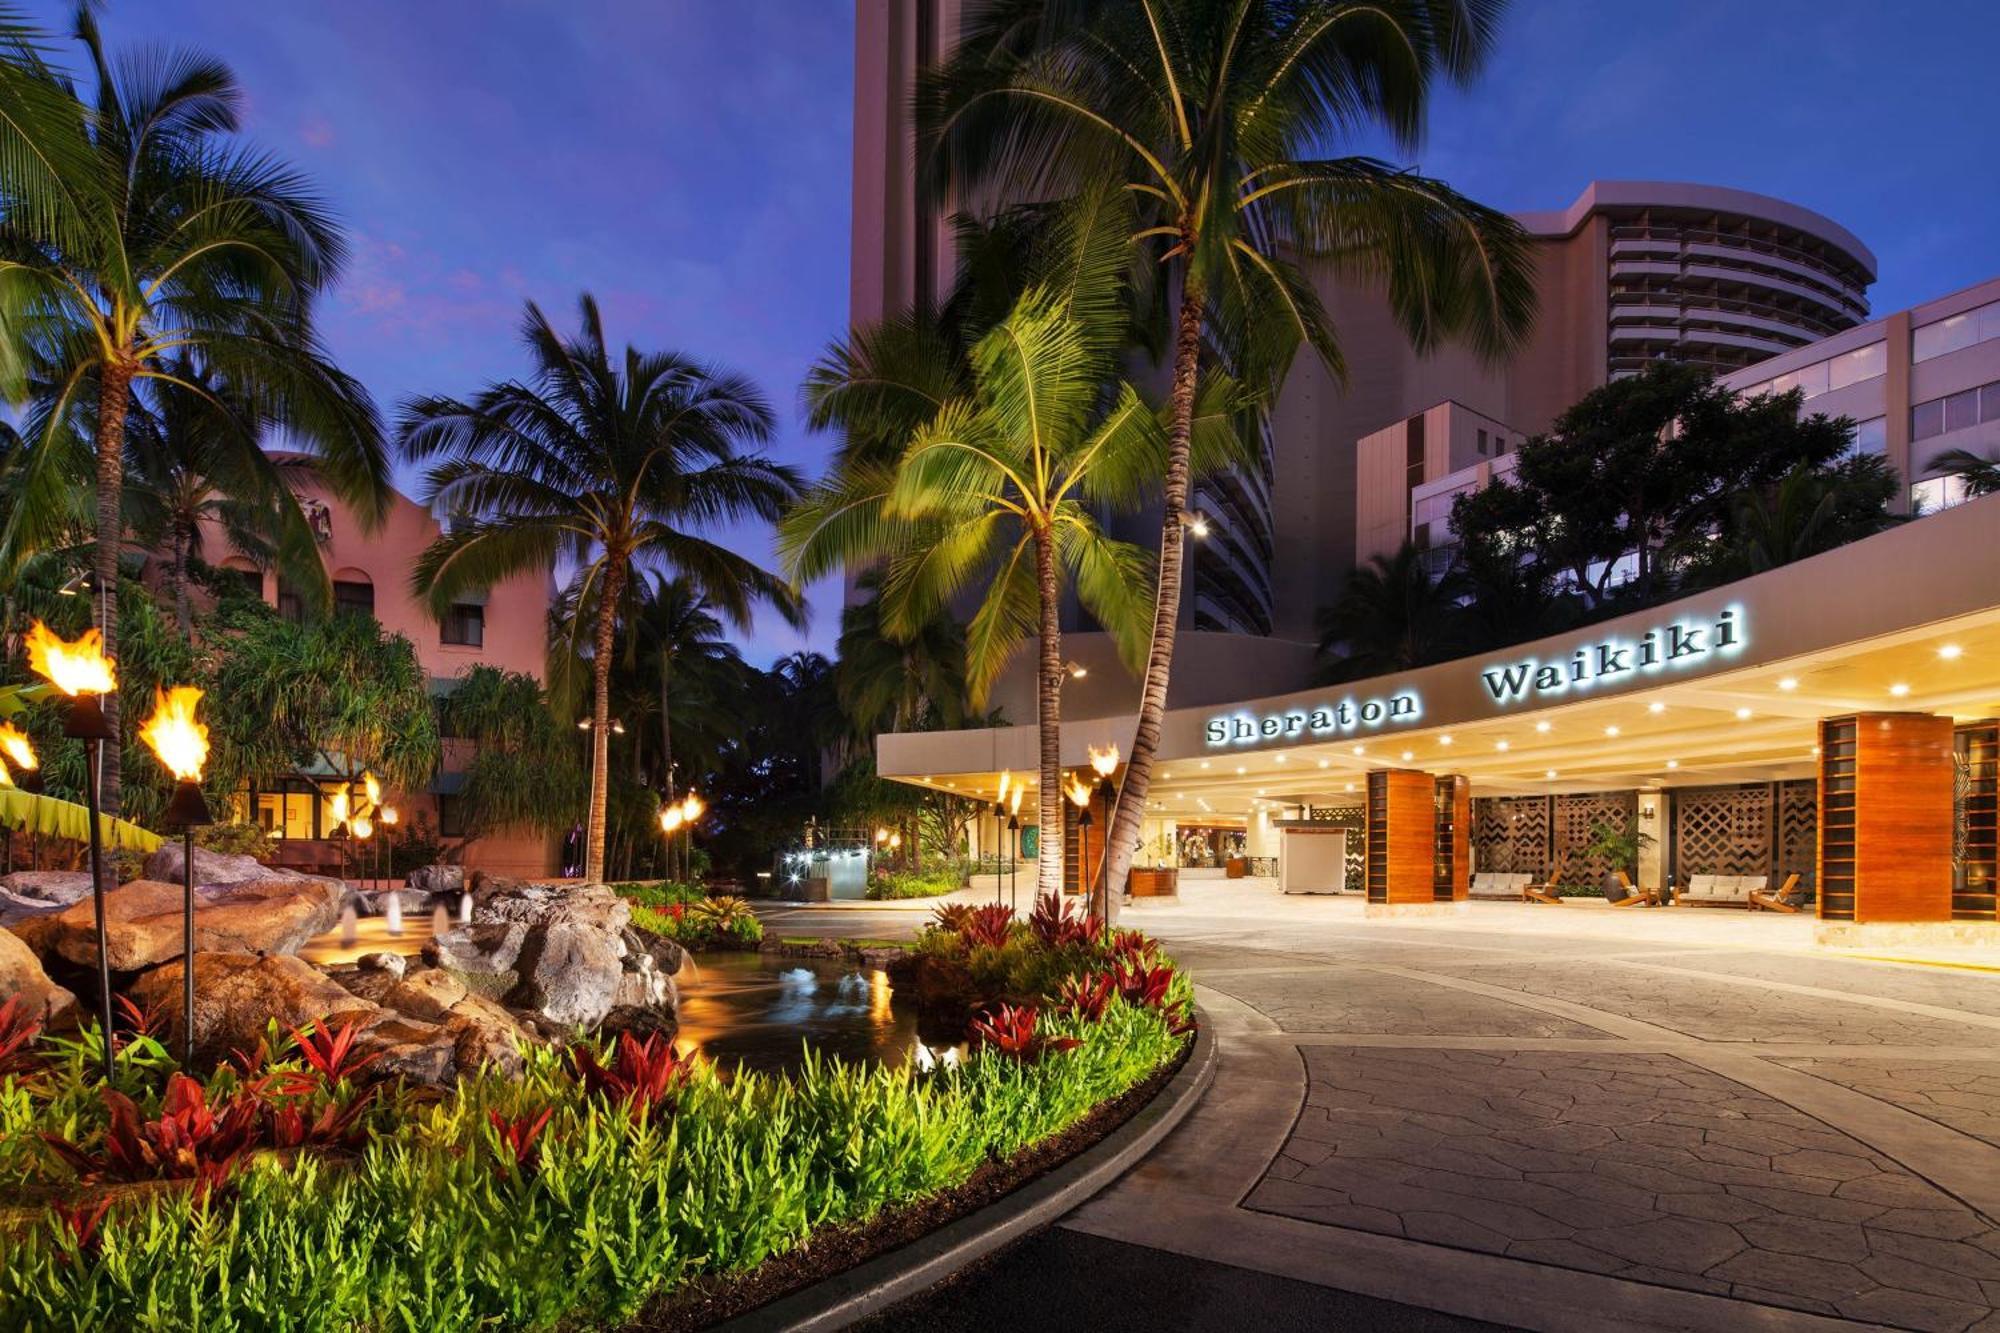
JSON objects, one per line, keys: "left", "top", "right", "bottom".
{"left": 25, "top": 621, "right": 118, "bottom": 1078}
{"left": 139, "top": 687, "right": 211, "bottom": 1068}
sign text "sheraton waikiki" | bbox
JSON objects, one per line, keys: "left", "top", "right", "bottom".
{"left": 1205, "top": 691, "right": 1422, "bottom": 747}
{"left": 1481, "top": 606, "right": 1746, "bottom": 705}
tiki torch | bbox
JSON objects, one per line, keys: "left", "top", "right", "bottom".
{"left": 1088, "top": 744, "right": 1121, "bottom": 933}
{"left": 659, "top": 804, "right": 684, "bottom": 880}
{"left": 24, "top": 622, "right": 118, "bottom": 1079}
{"left": 380, "top": 804, "right": 399, "bottom": 893}
{"left": 1007, "top": 783, "right": 1024, "bottom": 914}
{"left": 139, "top": 687, "right": 211, "bottom": 1068}
{"left": 1067, "top": 772, "right": 1093, "bottom": 902}
{"left": 0, "top": 723, "right": 39, "bottom": 876}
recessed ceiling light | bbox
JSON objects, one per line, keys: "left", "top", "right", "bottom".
{"left": 1439, "top": 735, "right": 1454, "bottom": 746}
{"left": 1235, "top": 765, "right": 1246, "bottom": 775}
{"left": 1256, "top": 788, "right": 1266, "bottom": 796}
{"left": 1162, "top": 772, "right": 1173, "bottom": 780}
{"left": 1396, "top": 750, "right": 1412, "bottom": 762}
{"left": 1495, "top": 740, "right": 1510, "bottom": 752}
{"left": 1648, "top": 701, "right": 1666, "bottom": 715}
{"left": 1735, "top": 707, "right": 1753, "bottom": 720}
{"left": 1275, "top": 753, "right": 1287, "bottom": 763}
{"left": 1352, "top": 745, "right": 1365, "bottom": 756}
{"left": 1317, "top": 758, "right": 1330, "bottom": 769}
{"left": 1604, "top": 725, "right": 1620, "bottom": 738}
{"left": 1777, "top": 677, "right": 1798, "bottom": 691}
{"left": 1535, "top": 721, "right": 1552, "bottom": 734}
{"left": 1545, "top": 769, "right": 1558, "bottom": 780}
{"left": 1199, "top": 761, "right": 1210, "bottom": 770}
{"left": 1889, "top": 682, "right": 1910, "bottom": 697}
{"left": 1666, "top": 759, "right": 1679, "bottom": 769}
{"left": 1343, "top": 782, "right": 1356, "bottom": 793}
{"left": 1939, "top": 643, "right": 1963, "bottom": 660}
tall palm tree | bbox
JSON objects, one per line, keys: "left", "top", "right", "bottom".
{"left": 401, "top": 294, "right": 804, "bottom": 882}
{"left": 922, "top": 0, "right": 1538, "bottom": 904}
{"left": 784, "top": 219, "right": 1246, "bottom": 896}
{"left": 835, "top": 567, "right": 970, "bottom": 741}
{"left": 120, "top": 362, "right": 325, "bottom": 637}
{"left": 1315, "top": 541, "right": 1459, "bottom": 678}
{"left": 627, "top": 572, "right": 746, "bottom": 796}
{"left": 0, "top": 10, "right": 387, "bottom": 810}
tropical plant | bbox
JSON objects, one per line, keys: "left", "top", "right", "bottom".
{"left": 1581, "top": 816, "right": 1654, "bottom": 878}
{"left": 1315, "top": 541, "right": 1459, "bottom": 679}
{"left": 437, "top": 665, "right": 582, "bottom": 856}
{"left": 0, "top": 11, "right": 387, "bottom": 811}
{"left": 1679, "top": 456, "right": 1901, "bottom": 584}
{"left": 1925, "top": 447, "right": 2000, "bottom": 500}
{"left": 401, "top": 295, "right": 804, "bottom": 881}
{"left": 920, "top": 0, "right": 1538, "bottom": 907}
{"left": 967, "top": 1003, "right": 1080, "bottom": 1063}
{"left": 785, "top": 189, "right": 1246, "bottom": 898}
{"left": 835, "top": 568, "right": 970, "bottom": 741}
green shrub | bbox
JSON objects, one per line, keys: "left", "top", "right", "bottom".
{"left": 623, "top": 891, "right": 761, "bottom": 950}
{"left": 865, "top": 866, "right": 965, "bottom": 900}
{"left": 610, "top": 880, "right": 707, "bottom": 909}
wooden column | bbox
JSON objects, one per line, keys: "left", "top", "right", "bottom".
{"left": 1366, "top": 769, "right": 1436, "bottom": 905}
{"left": 1433, "top": 775, "right": 1471, "bottom": 902}
{"left": 1817, "top": 713, "right": 1954, "bottom": 924}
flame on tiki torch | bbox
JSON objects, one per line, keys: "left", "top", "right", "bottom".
{"left": 680, "top": 791, "right": 703, "bottom": 822}
{"left": 660, "top": 806, "right": 684, "bottom": 833}
{"left": 24, "top": 621, "right": 116, "bottom": 696}
{"left": 0, "top": 722, "right": 38, "bottom": 775}
{"left": 330, "top": 789, "right": 350, "bottom": 829}
{"left": 138, "top": 687, "right": 209, "bottom": 781}
{"left": 1066, "top": 773, "right": 1092, "bottom": 808}
{"left": 1088, "top": 743, "right": 1120, "bottom": 779}
{"left": 1009, "top": 785, "right": 1024, "bottom": 816}
{"left": 996, "top": 770, "right": 1011, "bottom": 805}
{"left": 363, "top": 772, "right": 382, "bottom": 808}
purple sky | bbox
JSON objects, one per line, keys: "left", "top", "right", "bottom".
{"left": 65, "top": 2, "right": 2000, "bottom": 663}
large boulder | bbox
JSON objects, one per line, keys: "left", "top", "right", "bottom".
{"left": 513, "top": 922, "right": 623, "bottom": 1029}
{"left": 326, "top": 962, "right": 534, "bottom": 1078}
{"left": 0, "top": 927, "right": 75, "bottom": 1021}
{"left": 143, "top": 844, "right": 270, "bottom": 888}
{"left": 52, "top": 877, "right": 345, "bottom": 972}
{"left": 424, "top": 921, "right": 528, "bottom": 979}
{"left": 475, "top": 880, "right": 630, "bottom": 936}
{"left": 1, "top": 871, "right": 93, "bottom": 907}
{"left": 127, "top": 953, "right": 373, "bottom": 1058}
{"left": 622, "top": 925, "right": 687, "bottom": 978}
{"left": 405, "top": 864, "right": 465, "bottom": 896}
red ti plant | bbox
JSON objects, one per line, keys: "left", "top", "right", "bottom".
{"left": 569, "top": 1033, "right": 694, "bottom": 1122}
{"left": 289, "top": 1015, "right": 382, "bottom": 1087}
{"left": 43, "top": 1073, "right": 261, "bottom": 1183}
{"left": 1167, "top": 1003, "right": 1197, "bottom": 1038}
{"left": 1112, "top": 960, "right": 1175, "bottom": 1011}
{"left": 487, "top": 1106, "right": 554, "bottom": 1179}
{"left": 112, "top": 995, "right": 167, "bottom": 1051}
{"left": 1056, "top": 971, "right": 1116, "bottom": 1022}
{"left": 968, "top": 1004, "right": 1081, "bottom": 1064}
{"left": 262, "top": 1080, "right": 377, "bottom": 1152}
{"left": 959, "top": 903, "right": 1016, "bottom": 951}
{"left": 930, "top": 902, "right": 977, "bottom": 934}
{"left": 0, "top": 994, "right": 45, "bottom": 1079}
{"left": 48, "top": 1197, "right": 112, "bottom": 1265}
{"left": 1028, "top": 893, "right": 1097, "bottom": 950}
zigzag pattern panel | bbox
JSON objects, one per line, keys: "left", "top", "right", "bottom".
{"left": 1777, "top": 780, "right": 1818, "bottom": 889}
{"left": 1674, "top": 785, "right": 1773, "bottom": 878}
{"left": 1471, "top": 796, "right": 1549, "bottom": 875}
{"left": 1555, "top": 791, "right": 1637, "bottom": 883}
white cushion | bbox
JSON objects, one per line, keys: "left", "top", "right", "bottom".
{"left": 1742, "top": 875, "right": 1768, "bottom": 891}
{"left": 1689, "top": 875, "right": 1716, "bottom": 895}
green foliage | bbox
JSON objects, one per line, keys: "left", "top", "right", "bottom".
{"left": 867, "top": 864, "right": 969, "bottom": 900}
{"left": 193, "top": 822, "right": 272, "bottom": 860}
{"left": 618, "top": 886, "right": 762, "bottom": 950}
{"left": 439, "top": 665, "right": 582, "bottom": 843}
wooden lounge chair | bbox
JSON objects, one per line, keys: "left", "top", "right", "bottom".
{"left": 1523, "top": 852, "right": 1568, "bottom": 904}
{"left": 1748, "top": 873, "right": 1804, "bottom": 913}
{"left": 1608, "top": 870, "right": 1659, "bottom": 907}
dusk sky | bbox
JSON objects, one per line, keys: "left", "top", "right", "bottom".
{"left": 69, "top": 2, "right": 2000, "bottom": 663}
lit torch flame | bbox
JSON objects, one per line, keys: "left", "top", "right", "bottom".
{"left": 0, "top": 722, "right": 36, "bottom": 774}
{"left": 138, "top": 687, "right": 209, "bottom": 782}
{"left": 362, "top": 772, "right": 382, "bottom": 808}
{"left": 660, "top": 806, "right": 684, "bottom": 833}
{"left": 1088, "top": 743, "right": 1120, "bottom": 778}
{"left": 330, "top": 789, "right": 350, "bottom": 829}
{"left": 24, "top": 621, "right": 116, "bottom": 696}
{"left": 997, "top": 770, "right": 1011, "bottom": 805}
{"left": 1066, "top": 773, "right": 1092, "bottom": 808}
{"left": 1009, "top": 786, "right": 1024, "bottom": 816}
{"left": 680, "top": 791, "right": 703, "bottom": 822}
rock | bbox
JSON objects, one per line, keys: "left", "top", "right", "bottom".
{"left": 0, "top": 927, "right": 75, "bottom": 1021}
{"left": 5, "top": 914, "right": 62, "bottom": 961}
{"left": 381, "top": 968, "right": 469, "bottom": 1024}
{"left": 405, "top": 864, "right": 465, "bottom": 896}
{"left": 128, "top": 953, "right": 374, "bottom": 1059}
{"left": 622, "top": 926, "right": 687, "bottom": 977}
{"left": 142, "top": 844, "right": 269, "bottom": 888}
{"left": 475, "top": 880, "right": 630, "bottom": 937}
{"left": 357, "top": 952, "right": 406, "bottom": 979}
{"left": 1, "top": 871, "right": 93, "bottom": 906}
{"left": 612, "top": 952, "right": 676, "bottom": 1012}
{"left": 357, "top": 1016, "right": 456, "bottom": 1085}
{"left": 425, "top": 922, "right": 528, "bottom": 977}
{"left": 598, "top": 1005, "right": 679, "bottom": 1042}
{"left": 52, "top": 877, "right": 345, "bottom": 971}
{"left": 512, "top": 921, "right": 623, "bottom": 1029}
{"left": 443, "top": 992, "right": 532, "bottom": 1076}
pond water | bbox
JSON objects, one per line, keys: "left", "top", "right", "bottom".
{"left": 672, "top": 951, "right": 959, "bottom": 1076}
{"left": 297, "top": 899, "right": 451, "bottom": 967}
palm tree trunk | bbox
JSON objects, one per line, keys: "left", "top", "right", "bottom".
{"left": 1033, "top": 525, "right": 1063, "bottom": 901}
{"left": 171, "top": 522, "right": 192, "bottom": 640}
{"left": 93, "top": 358, "right": 136, "bottom": 816}
{"left": 1102, "top": 276, "right": 1204, "bottom": 919}
{"left": 659, "top": 655, "right": 674, "bottom": 798}
{"left": 584, "top": 558, "right": 626, "bottom": 882}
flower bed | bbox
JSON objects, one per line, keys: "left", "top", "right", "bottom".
{"left": 616, "top": 885, "right": 765, "bottom": 950}
{"left": 864, "top": 865, "right": 967, "bottom": 900}
{"left": 0, "top": 895, "right": 1190, "bottom": 1330}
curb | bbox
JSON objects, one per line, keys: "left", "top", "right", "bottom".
{"left": 718, "top": 1010, "right": 1219, "bottom": 1332}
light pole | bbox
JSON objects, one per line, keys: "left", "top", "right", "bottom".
{"left": 140, "top": 687, "right": 212, "bottom": 1069}
{"left": 25, "top": 622, "right": 118, "bottom": 1080}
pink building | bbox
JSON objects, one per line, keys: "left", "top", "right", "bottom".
{"left": 168, "top": 459, "right": 560, "bottom": 879}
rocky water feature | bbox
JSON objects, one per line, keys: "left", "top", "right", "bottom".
{"left": 672, "top": 952, "right": 953, "bottom": 1075}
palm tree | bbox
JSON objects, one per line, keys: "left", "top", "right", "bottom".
{"left": 0, "top": 11, "right": 387, "bottom": 810}
{"left": 921, "top": 0, "right": 1538, "bottom": 904}
{"left": 784, "top": 221, "right": 1246, "bottom": 896}
{"left": 120, "top": 362, "right": 325, "bottom": 637}
{"left": 1316, "top": 542, "right": 1459, "bottom": 679}
{"left": 835, "top": 568, "right": 970, "bottom": 742}
{"left": 626, "top": 573, "right": 746, "bottom": 796}
{"left": 401, "top": 294, "right": 804, "bottom": 882}
{"left": 1927, "top": 447, "right": 2000, "bottom": 500}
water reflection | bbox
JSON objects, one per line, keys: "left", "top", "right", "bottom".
{"left": 298, "top": 910, "right": 440, "bottom": 966}
{"left": 673, "top": 952, "right": 960, "bottom": 1075}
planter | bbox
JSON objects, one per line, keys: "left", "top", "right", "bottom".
{"left": 1224, "top": 857, "right": 1248, "bottom": 880}
{"left": 1128, "top": 867, "right": 1178, "bottom": 898}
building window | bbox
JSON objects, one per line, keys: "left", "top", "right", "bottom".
{"left": 221, "top": 567, "right": 263, "bottom": 602}
{"left": 1851, "top": 416, "right": 1887, "bottom": 457}
{"left": 1945, "top": 388, "right": 1980, "bottom": 434}
{"left": 277, "top": 579, "right": 306, "bottom": 623}
{"left": 1476, "top": 428, "right": 1488, "bottom": 456}
{"left": 333, "top": 580, "right": 374, "bottom": 618}
{"left": 442, "top": 603, "right": 485, "bottom": 647}
{"left": 437, "top": 794, "right": 466, "bottom": 839}
{"left": 1827, "top": 341, "right": 1886, "bottom": 391}
{"left": 1770, "top": 360, "right": 1829, "bottom": 399}
{"left": 1913, "top": 301, "right": 2000, "bottom": 362}
{"left": 1913, "top": 474, "right": 1974, "bottom": 514}
{"left": 1914, "top": 379, "right": 2000, "bottom": 442}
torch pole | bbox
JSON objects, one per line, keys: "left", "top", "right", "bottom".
{"left": 181, "top": 827, "right": 195, "bottom": 1068}
{"left": 80, "top": 735, "right": 114, "bottom": 1081}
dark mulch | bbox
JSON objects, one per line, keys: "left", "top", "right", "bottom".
{"left": 621, "top": 1043, "right": 1191, "bottom": 1332}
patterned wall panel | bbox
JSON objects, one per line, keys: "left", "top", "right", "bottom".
{"left": 1672, "top": 785, "right": 1773, "bottom": 879}
{"left": 1555, "top": 791, "right": 1637, "bottom": 883}
{"left": 1777, "top": 780, "right": 1818, "bottom": 890}
{"left": 1311, "top": 805, "right": 1367, "bottom": 890}
{"left": 1471, "top": 796, "right": 1550, "bottom": 875}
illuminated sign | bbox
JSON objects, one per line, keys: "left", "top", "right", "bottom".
{"left": 1205, "top": 690, "right": 1422, "bottom": 747}
{"left": 1480, "top": 605, "right": 1745, "bottom": 706}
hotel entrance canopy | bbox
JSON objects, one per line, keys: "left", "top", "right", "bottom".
{"left": 878, "top": 492, "right": 2000, "bottom": 816}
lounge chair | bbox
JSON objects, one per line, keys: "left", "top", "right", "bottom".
{"left": 1523, "top": 853, "right": 1568, "bottom": 904}
{"left": 1678, "top": 874, "right": 1763, "bottom": 908}
{"left": 1748, "top": 874, "right": 1805, "bottom": 913}
{"left": 1608, "top": 870, "right": 1659, "bottom": 907}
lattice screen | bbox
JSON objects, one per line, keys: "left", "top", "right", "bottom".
{"left": 1777, "top": 780, "right": 1818, "bottom": 890}
{"left": 1672, "top": 785, "right": 1773, "bottom": 878}
{"left": 1310, "top": 805, "right": 1367, "bottom": 891}
{"left": 1555, "top": 791, "right": 1636, "bottom": 883}
{"left": 1471, "top": 796, "right": 1550, "bottom": 875}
